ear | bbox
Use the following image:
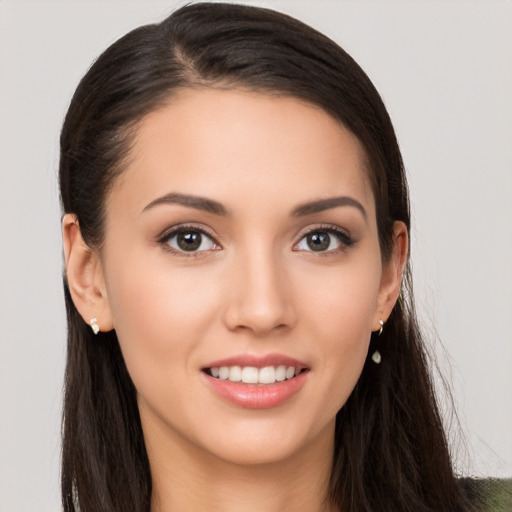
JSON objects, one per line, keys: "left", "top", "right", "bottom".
{"left": 372, "top": 221, "right": 408, "bottom": 330}
{"left": 62, "top": 214, "right": 114, "bottom": 333}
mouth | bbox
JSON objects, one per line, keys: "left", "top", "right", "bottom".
{"left": 201, "top": 355, "right": 310, "bottom": 409}
{"left": 203, "top": 365, "right": 308, "bottom": 385}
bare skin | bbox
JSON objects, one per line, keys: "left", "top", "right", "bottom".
{"left": 63, "top": 89, "right": 407, "bottom": 512}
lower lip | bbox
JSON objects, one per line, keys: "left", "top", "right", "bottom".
{"left": 203, "top": 371, "right": 309, "bottom": 409}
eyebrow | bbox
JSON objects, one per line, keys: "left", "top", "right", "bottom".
{"left": 292, "top": 196, "right": 367, "bottom": 221}
{"left": 142, "top": 192, "right": 229, "bottom": 216}
{"left": 142, "top": 192, "right": 367, "bottom": 221}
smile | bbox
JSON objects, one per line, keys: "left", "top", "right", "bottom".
{"left": 205, "top": 365, "right": 303, "bottom": 384}
{"left": 201, "top": 355, "right": 310, "bottom": 409}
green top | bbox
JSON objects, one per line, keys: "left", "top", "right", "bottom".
{"left": 459, "top": 478, "right": 512, "bottom": 511}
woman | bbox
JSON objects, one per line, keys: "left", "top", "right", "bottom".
{"left": 59, "top": 3, "right": 474, "bottom": 511}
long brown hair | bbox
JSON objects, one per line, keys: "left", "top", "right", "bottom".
{"left": 59, "top": 3, "right": 472, "bottom": 511}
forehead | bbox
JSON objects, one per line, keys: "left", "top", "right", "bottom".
{"left": 110, "top": 88, "right": 375, "bottom": 218}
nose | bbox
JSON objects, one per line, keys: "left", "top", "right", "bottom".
{"left": 222, "top": 247, "right": 296, "bottom": 336}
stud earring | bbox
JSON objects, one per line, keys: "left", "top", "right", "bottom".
{"left": 90, "top": 317, "right": 100, "bottom": 335}
{"left": 378, "top": 319, "right": 384, "bottom": 336}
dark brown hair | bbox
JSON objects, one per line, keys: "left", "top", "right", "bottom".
{"left": 59, "top": 3, "right": 472, "bottom": 511}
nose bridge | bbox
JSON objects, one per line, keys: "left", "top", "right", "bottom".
{"left": 223, "top": 241, "right": 294, "bottom": 335}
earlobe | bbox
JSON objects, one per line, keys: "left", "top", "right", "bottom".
{"left": 373, "top": 221, "right": 408, "bottom": 330}
{"left": 62, "top": 214, "right": 114, "bottom": 333}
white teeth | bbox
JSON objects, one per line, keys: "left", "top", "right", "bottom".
{"left": 209, "top": 365, "right": 303, "bottom": 384}
{"left": 228, "top": 366, "right": 242, "bottom": 382}
{"left": 275, "top": 365, "right": 286, "bottom": 381}
{"left": 258, "top": 366, "right": 276, "bottom": 384}
{"left": 241, "top": 366, "right": 259, "bottom": 384}
{"left": 285, "top": 366, "right": 295, "bottom": 379}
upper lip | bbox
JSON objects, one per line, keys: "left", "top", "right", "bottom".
{"left": 202, "top": 353, "right": 309, "bottom": 370}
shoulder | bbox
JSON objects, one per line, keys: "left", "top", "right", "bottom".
{"left": 458, "top": 478, "right": 512, "bottom": 511}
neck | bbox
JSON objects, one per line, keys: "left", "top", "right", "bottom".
{"left": 145, "top": 419, "right": 337, "bottom": 512}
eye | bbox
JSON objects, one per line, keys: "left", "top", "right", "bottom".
{"left": 295, "top": 228, "right": 352, "bottom": 253}
{"left": 162, "top": 227, "right": 219, "bottom": 254}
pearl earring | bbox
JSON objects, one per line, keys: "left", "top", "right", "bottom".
{"left": 90, "top": 317, "right": 100, "bottom": 335}
{"left": 372, "top": 320, "right": 384, "bottom": 364}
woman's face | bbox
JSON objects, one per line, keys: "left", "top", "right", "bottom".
{"left": 97, "top": 89, "right": 397, "bottom": 466}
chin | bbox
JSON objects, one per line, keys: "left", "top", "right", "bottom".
{"left": 193, "top": 414, "right": 336, "bottom": 468}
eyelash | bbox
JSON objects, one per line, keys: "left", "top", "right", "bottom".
{"left": 157, "top": 223, "right": 355, "bottom": 256}
{"left": 294, "top": 224, "right": 356, "bottom": 254}
{"left": 158, "top": 224, "right": 221, "bottom": 257}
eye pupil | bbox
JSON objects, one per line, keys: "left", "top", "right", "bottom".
{"left": 177, "top": 231, "right": 202, "bottom": 251}
{"left": 307, "top": 232, "right": 330, "bottom": 251}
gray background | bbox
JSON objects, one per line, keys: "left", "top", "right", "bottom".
{"left": 1, "top": 1, "right": 511, "bottom": 510}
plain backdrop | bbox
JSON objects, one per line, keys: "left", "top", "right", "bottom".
{"left": 0, "top": 1, "right": 511, "bottom": 510}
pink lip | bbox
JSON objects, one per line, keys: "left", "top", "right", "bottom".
{"left": 201, "top": 353, "right": 310, "bottom": 409}
{"left": 202, "top": 371, "right": 308, "bottom": 409}
{"left": 202, "top": 353, "right": 308, "bottom": 370}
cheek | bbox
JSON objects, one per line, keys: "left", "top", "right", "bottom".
{"left": 103, "top": 253, "right": 222, "bottom": 383}
{"left": 296, "top": 255, "right": 381, "bottom": 337}
{"left": 294, "top": 257, "right": 381, "bottom": 403}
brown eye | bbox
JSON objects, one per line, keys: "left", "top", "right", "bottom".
{"left": 295, "top": 228, "right": 350, "bottom": 253}
{"left": 306, "top": 232, "right": 331, "bottom": 251}
{"left": 177, "top": 231, "right": 202, "bottom": 251}
{"left": 165, "top": 229, "right": 217, "bottom": 253}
